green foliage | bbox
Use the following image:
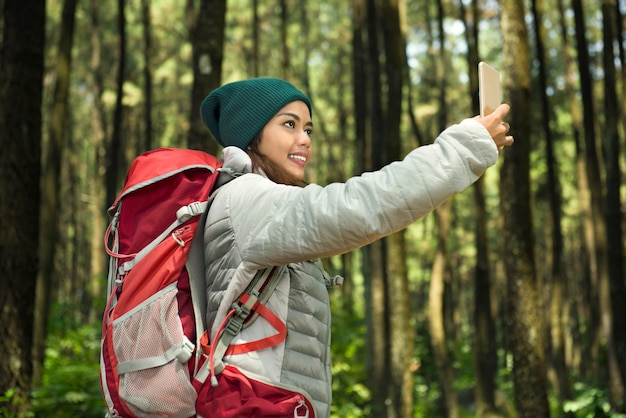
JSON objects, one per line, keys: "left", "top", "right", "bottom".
{"left": 31, "top": 304, "right": 105, "bottom": 417}
{"left": 0, "top": 389, "right": 35, "bottom": 418}
{"left": 0, "top": 389, "right": 15, "bottom": 416}
{"left": 329, "top": 293, "right": 371, "bottom": 417}
{"left": 563, "top": 382, "right": 626, "bottom": 418}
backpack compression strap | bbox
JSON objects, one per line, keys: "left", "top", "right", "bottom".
{"left": 195, "top": 265, "right": 286, "bottom": 387}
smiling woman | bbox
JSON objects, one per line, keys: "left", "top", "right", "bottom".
{"left": 254, "top": 102, "right": 313, "bottom": 184}
{"left": 201, "top": 78, "right": 313, "bottom": 186}
{"left": 196, "top": 77, "right": 512, "bottom": 418}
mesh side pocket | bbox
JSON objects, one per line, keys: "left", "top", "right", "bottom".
{"left": 112, "top": 283, "right": 197, "bottom": 418}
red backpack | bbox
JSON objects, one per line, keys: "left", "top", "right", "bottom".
{"left": 100, "top": 148, "right": 219, "bottom": 417}
{"left": 100, "top": 148, "right": 315, "bottom": 418}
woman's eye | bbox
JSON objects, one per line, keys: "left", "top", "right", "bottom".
{"left": 284, "top": 121, "right": 295, "bottom": 128}
{"left": 305, "top": 129, "right": 313, "bottom": 136}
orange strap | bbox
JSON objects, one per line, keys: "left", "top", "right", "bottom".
{"left": 201, "top": 298, "right": 286, "bottom": 357}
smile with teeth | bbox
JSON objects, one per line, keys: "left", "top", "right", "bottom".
{"left": 289, "top": 154, "right": 307, "bottom": 162}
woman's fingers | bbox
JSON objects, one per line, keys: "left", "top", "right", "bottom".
{"left": 473, "top": 103, "right": 514, "bottom": 153}
{"left": 489, "top": 103, "right": 511, "bottom": 120}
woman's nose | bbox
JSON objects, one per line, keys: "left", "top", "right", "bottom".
{"left": 297, "top": 130, "right": 311, "bottom": 147}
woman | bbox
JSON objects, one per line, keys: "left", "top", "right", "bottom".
{"left": 199, "top": 77, "right": 513, "bottom": 417}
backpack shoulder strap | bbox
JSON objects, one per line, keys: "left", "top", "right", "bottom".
{"left": 186, "top": 199, "right": 212, "bottom": 376}
{"left": 194, "top": 264, "right": 286, "bottom": 387}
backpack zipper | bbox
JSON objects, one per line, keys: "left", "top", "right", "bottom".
{"left": 294, "top": 398, "right": 310, "bottom": 417}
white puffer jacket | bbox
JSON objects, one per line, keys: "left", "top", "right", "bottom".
{"left": 203, "top": 118, "right": 498, "bottom": 417}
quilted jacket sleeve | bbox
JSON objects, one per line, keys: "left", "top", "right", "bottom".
{"left": 219, "top": 118, "right": 498, "bottom": 268}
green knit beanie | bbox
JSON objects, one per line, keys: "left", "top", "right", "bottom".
{"left": 200, "top": 78, "right": 312, "bottom": 150}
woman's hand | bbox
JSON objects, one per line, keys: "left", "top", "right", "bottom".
{"left": 474, "top": 103, "right": 514, "bottom": 153}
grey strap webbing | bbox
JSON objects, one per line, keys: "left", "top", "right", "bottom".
{"left": 117, "top": 336, "right": 194, "bottom": 375}
{"left": 194, "top": 264, "right": 286, "bottom": 386}
{"left": 186, "top": 203, "right": 210, "bottom": 376}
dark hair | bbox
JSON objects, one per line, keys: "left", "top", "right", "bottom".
{"left": 247, "top": 133, "right": 308, "bottom": 188}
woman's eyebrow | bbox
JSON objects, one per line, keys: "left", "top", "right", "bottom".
{"left": 277, "top": 112, "right": 313, "bottom": 127}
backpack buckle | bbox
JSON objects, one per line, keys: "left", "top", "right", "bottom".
{"left": 176, "top": 201, "right": 207, "bottom": 223}
{"left": 176, "top": 337, "right": 195, "bottom": 363}
{"left": 325, "top": 275, "right": 344, "bottom": 288}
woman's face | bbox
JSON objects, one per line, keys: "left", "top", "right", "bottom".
{"left": 257, "top": 101, "right": 313, "bottom": 182}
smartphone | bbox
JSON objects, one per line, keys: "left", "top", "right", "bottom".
{"left": 478, "top": 62, "right": 501, "bottom": 117}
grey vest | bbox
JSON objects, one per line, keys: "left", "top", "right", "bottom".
{"left": 204, "top": 182, "right": 333, "bottom": 418}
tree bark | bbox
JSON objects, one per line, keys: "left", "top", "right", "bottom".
{"left": 356, "top": 0, "right": 391, "bottom": 415}
{"left": 460, "top": 0, "right": 499, "bottom": 414}
{"left": 471, "top": 177, "right": 499, "bottom": 418}
{"left": 88, "top": 0, "right": 108, "bottom": 324}
{"left": 557, "top": 0, "right": 595, "bottom": 380}
{"left": 252, "top": 0, "right": 260, "bottom": 77}
{"left": 365, "top": 238, "right": 390, "bottom": 418}
{"left": 141, "top": 0, "right": 153, "bottom": 151}
{"left": 428, "top": 2, "right": 458, "bottom": 416}
{"left": 386, "top": 232, "right": 412, "bottom": 418}
{"left": 572, "top": 0, "right": 624, "bottom": 406}
{"left": 616, "top": 0, "right": 626, "bottom": 143}
{"left": 187, "top": 0, "right": 226, "bottom": 153}
{"left": 106, "top": 0, "right": 127, "bottom": 208}
{"left": 382, "top": 0, "right": 413, "bottom": 416}
{"left": 0, "top": 0, "right": 45, "bottom": 413}
{"left": 299, "top": 0, "right": 312, "bottom": 98}
{"left": 498, "top": 0, "right": 550, "bottom": 416}
{"left": 429, "top": 204, "right": 458, "bottom": 418}
{"left": 279, "top": 0, "right": 289, "bottom": 80}
{"left": 352, "top": 0, "right": 367, "bottom": 176}
{"left": 530, "top": 0, "right": 573, "bottom": 414}
{"left": 601, "top": 1, "right": 626, "bottom": 407}
{"left": 32, "top": 0, "right": 79, "bottom": 388}
{"left": 368, "top": 53, "right": 391, "bottom": 418}
{"left": 366, "top": 0, "right": 391, "bottom": 409}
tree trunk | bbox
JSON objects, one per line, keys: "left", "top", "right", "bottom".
{"left": 460, "top": 0, "right": 499, "bottom": 414}
{"left": 88, "top": 0, "right": 108, "bottom": 323}
{"left": 187, "top": 0, "right": 226, "bottom": 153}
{"left": 299, "top": 0, "right": 312, "bottom": 98}
{"left": 572, "top": 0, "right": 624, "bottom": 406}
{"left": 382, "top": 1, "right": 413, "bottom": 416}
{"left": 428, "top": 2, "right": 458, "bottom": 416}
{"left": 252, "top": 0, "right": 259, "bottom": 77}
{"left": 141, "top": 0, "right": 153, "bottom": 151}
{"left": 612, "top": 0, "right": 626, "bottom": 140}
{"left": 65, "top": 132, "right": 94, "bottom": 322}
{"left": 471, "top": 178, "right": 499, "bottom": 418}
{"left": 366, "top": 0, "right": 385, "bottom": 171}
{"left": 498, "top": 0, "right": 550, "bottom": 416}
{"left": 32, "top": 0, "right": 79, "bottom": 388}
{"left": 357, "top": 0, "right": 391, "bottom": 415}
{"left": 601, "top": 0, "right": 626, "bottom": 406}
{"left": 106, "top": 0, "right": 127, "bottom": 208}
{"left": 617, "top": 0, "right": 626, "bottom": 144}
{"left": 366, "top": 0, "right": 390, "bottom": 408}
{"left": 365, "top": 240, "right": 390, "bottom": 418}
{"left": 557, "top": 0, "right": 596, "bottom": 380}
{"left": 279, "top": 0, "right": 289, "bottom": 80}
{"left": 429, "top": 204, "right": 458, "bottom": 418}
{"left": 530, "top": 0, "right": 573, "bottom": 413}
{"left": 386, "top": 232, "right": 412, "bottom": 418}
{"left": 0, "top": 0, "right": 45, "bottom": 413}
{"left": 352, "top": 0, "right": 370, "bottom": 324}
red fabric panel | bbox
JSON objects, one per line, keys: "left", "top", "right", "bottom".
{"left": 112, "top": 223, "right": 195, "bottom": 318}
{"left": 196, "top": 365, "right": 315, "bottom": 418}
